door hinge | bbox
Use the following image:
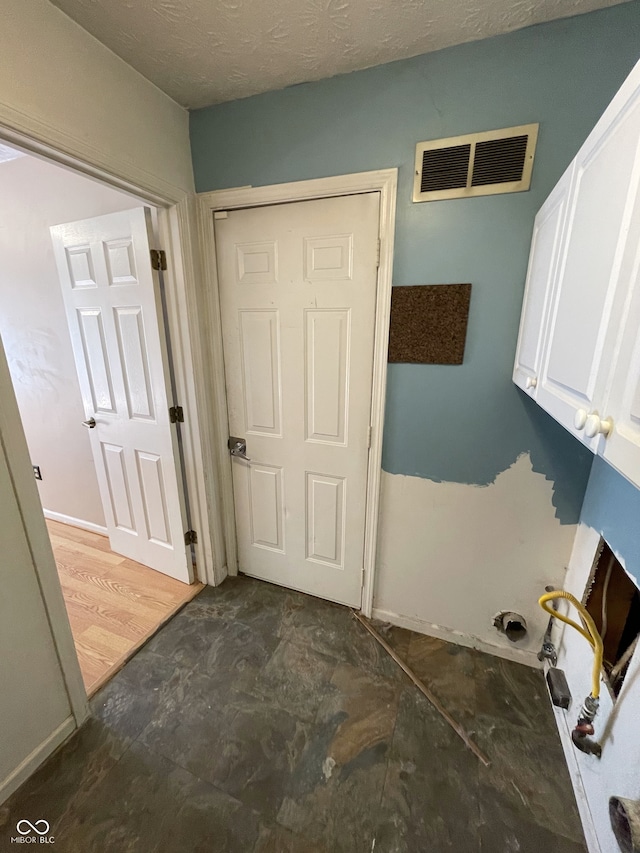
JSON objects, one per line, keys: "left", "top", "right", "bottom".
{"left": 184, "top": 529, "right": 198, "bottom": 546}
{"left": 376, "top": 239, "right": 381, "bottom": 268}
{"left": 169, "top": 405, "right": 184, "bottom": 423}
{"left": 367, "top": 425, "right": 372, "bottom": 449}
{"left": 150, "top": 249, "right": 167, "bottom": 271}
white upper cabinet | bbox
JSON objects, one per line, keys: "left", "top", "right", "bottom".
{"left": 513, "top": 165, "right": 573, "bottom": 394}
{"left": 514, "top": 58, "right": 640, "bottom": 487}
{"left": 600, "top": 190, "right": 640, "bottom": 484}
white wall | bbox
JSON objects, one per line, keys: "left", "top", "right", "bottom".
{"left": 374, "top": 454, "right": 578, "bottom": 664}
{"left": 0, "top": 154, "right": 144, "bottom": 529}
{"left": 0, "top": 0, "right": 194, "bottom": 201}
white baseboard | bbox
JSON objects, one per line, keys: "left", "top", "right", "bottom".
{"left": 43, "top": 509, "right": 107, "bottom": 537}
{"left": 371, "top": 607, "right": 540, "bottom": 668}
{"left": 0, "top": 716, "right": 76, "bottom": 806}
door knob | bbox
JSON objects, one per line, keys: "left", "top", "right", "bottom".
{"left": 228, "top": 436, "right": 251, "bottom": 462}
{"left": 525, "top": 376, "right": 537, "bottom": 390}
{"left": 574, "top": 409, "right": 588, "bottom": 430}
{"left": 584, "top": 413, "right": 613, "bottom": 439}
{"left": 82, "top": 417, "right": 96, "bottom": 429}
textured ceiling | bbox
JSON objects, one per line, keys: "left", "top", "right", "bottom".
{"left": 50, "top": 0, "right": 630, "bottom": 109}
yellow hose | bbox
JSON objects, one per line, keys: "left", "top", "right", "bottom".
{"left": 538, "top": 590, "right": 603, "bottom": 699}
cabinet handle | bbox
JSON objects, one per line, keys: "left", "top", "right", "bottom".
{"left": 525, "top": 376, "right": 537, "bottom": 390}
{"left": 584, "top": 413, "right": 613, "bottom": 439}
{"left": 574, "top": 409, "right": 588, "bottom": 430}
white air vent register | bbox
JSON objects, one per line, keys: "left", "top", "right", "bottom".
{"left": 413, "top": 124, "right": 539, "bottom": 202}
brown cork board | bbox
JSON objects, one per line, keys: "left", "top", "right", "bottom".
{"left": 388, "top": 284, "right": 472, "bottom": 364}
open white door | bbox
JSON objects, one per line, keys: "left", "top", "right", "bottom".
{"left": 215, "top": 193, "right": 380, "bottom": 607}
{"left": 50, "top": 208, "right": 192, "bottom": 583}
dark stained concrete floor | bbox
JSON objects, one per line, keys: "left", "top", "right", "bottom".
{"left": 0, "top": 577, "right": 586, "bottom": 852}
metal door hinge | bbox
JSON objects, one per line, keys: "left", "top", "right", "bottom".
{"left": 169, "top": 405, "right": 184, "bottom": 423}
{"left": 150, "top": 249, "right": 167, "bottom": 271}
{"left": 376, "top": 239, "right": 381, "bottom": 268}
{"left": 367, "top": 425, "right": 372, "bottom": 449}
{"left": 184, "top": 529, "right": 198, "bottom": 545}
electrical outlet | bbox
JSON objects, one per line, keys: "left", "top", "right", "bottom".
{"left": 33, "top": 465, "right": 42, "bottom": 481}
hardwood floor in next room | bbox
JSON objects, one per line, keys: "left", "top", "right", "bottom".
{"left": 47, "top": 520, "right": 203, "bottom": 695}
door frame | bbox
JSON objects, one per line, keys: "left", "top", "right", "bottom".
{"left": 197, "top": 169, "right": 397, "bottom": 616}
{"left": 0, "top": 121, "right": 225, "bottom": 736}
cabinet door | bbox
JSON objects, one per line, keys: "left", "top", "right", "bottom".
{"left": 601, "top": 190, "right": 640, "bottom": 487}
{"left": 537, "top": 73, "right": 640, "bottom": 451}
{"left": 513, "top": 166, "right": 573, "bottom": 396}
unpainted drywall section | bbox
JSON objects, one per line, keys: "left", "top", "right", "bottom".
{"left": 0, "top": 0, "right": 194, "bottom": 200}
{"left": 554, "top": 457, "right": 640, "bottom": 853}
{"left": 375, "top": 454, "right": 577, "bottom": 661}
{"left": 0, "top": 154, "right": 141, "bottom": 529}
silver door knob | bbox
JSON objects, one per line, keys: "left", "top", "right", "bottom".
{"left": 228, "top": 436, "right": 251, "bottom": 461}
{"left": 82, "top": 417, "right": 96, "bottom": 429}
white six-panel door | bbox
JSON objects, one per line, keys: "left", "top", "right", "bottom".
{"left": 215, "top": 193, "right": 380, "bottom": 606}
{"left": 51, "top": 208, "right": 192, "bottom": 583}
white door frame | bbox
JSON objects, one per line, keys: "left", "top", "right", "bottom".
{"left": 197, "top": 169, "right": 398, "bottom": 616}
{"left": 0, "top": 121, "right": 225, "bottom": 736}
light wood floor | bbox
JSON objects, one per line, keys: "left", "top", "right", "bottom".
{"left": 48, "top": 520, "right": 204, "bottom": 696}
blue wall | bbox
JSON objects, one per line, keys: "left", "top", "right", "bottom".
{"left": 581, "top": 458, "right": 640, "bottom": 585}
{"left": 191, "top": 2, "right": 640, "bottom": 523}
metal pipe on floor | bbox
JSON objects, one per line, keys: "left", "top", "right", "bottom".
{"left": 351, "top": 611, "right": 491, "bottom": 767}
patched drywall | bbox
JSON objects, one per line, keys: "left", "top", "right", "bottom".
{"left": 0, "top": 154, "right": 140, "bottom": 529}
{"left": 374, "top": 454, "right": 577, "bottom": 660}
{"left": 554, "top": 459, "right": 640, "bottom": 852}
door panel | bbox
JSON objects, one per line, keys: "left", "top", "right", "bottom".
{"left": 601, "top": 182, "right": 640, "bottom": 485}
{"left": 51, "top": 208, "right": 191, "bottom": 582}
{"left": 536, "top": 86, "right": 640, "bottom": 446}
{"left": 216, "top": 193, "right": 380, "bottom": 606}
{"left": 513, "top": 166, "right": 572, "bottom": 393}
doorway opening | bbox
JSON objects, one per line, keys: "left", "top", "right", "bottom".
{"left": 0, "top": 143, "right": 203, "bottom": 695}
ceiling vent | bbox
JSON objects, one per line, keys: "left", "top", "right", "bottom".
{"left": 413, "top": 124, "right": 539, "bottom": 203}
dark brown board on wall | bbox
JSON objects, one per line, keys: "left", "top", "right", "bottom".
{"left": 388, "top": 284, "right": 472, "bottom": 364}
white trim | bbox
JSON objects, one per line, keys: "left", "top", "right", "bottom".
{"left": 42, "top": 509, "right": 108, "bottom": 537}
{"left": 197, "top": 169, "right": 398, "bottom": 607}
{"left": 0, "top": 114, "right": 188, "bottom": 207}
{"left": 372, "top": 607, "right": 541, "bottom": 667}
{"left": 0, "top": 716, "right": 76, "bottom": 806}
{"left": 159, "top": 201, "right": 227, "bottom": 586}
